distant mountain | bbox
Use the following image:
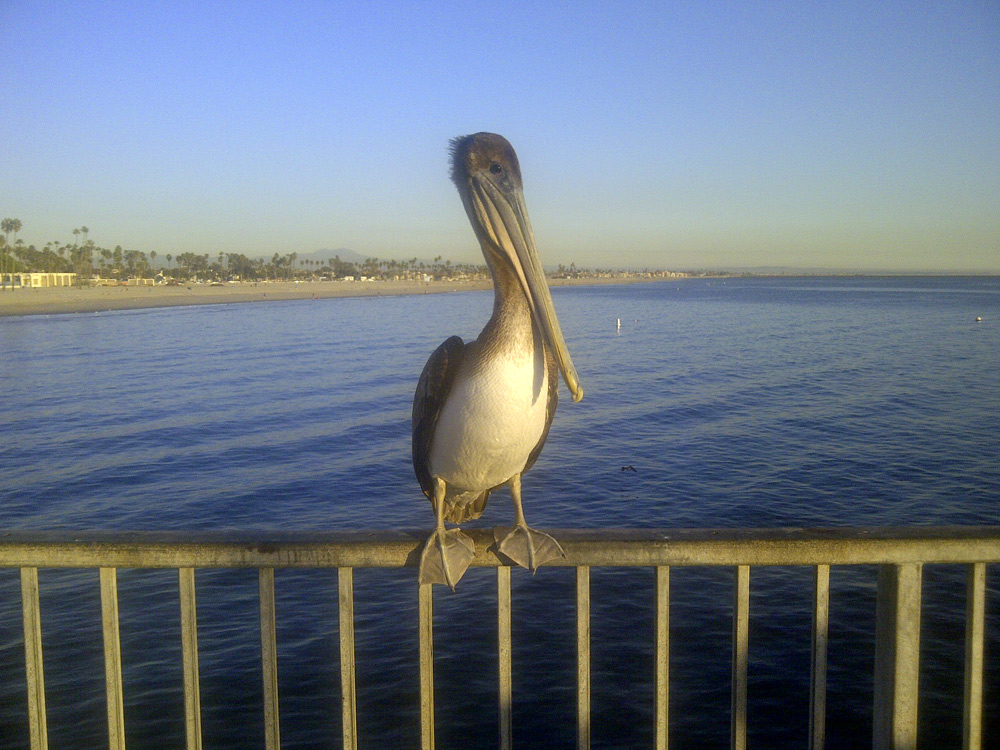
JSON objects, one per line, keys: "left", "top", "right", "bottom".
{"left": 698, "top": 265, "right": 992, "bottom": 276}
{"left": 283, "top": 248, "right": 368, "bottom": 264}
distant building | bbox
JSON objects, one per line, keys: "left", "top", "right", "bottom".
{"left": 2, "top": 272, "right": 77, "bottom": 288}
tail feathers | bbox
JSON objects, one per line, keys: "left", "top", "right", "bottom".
{"left": 443, "top": 489, "right": 491, "bottom": 524}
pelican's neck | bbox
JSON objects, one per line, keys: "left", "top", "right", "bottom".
{"left": 480, "top": 248, "right": 538, "bottom": 353}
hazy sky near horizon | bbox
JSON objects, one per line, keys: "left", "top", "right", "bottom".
{"left": 3, "top": 1, "right": 998, "bottom": 271}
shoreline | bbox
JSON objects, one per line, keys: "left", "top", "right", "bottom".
{"left": 0, "top": 276, "right": 659, "bottom": 318}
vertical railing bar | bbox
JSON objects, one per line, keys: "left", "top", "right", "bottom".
{"left": 576, "top": 565, "right": 591, "bottom": 750}
{"left": 258, "top": 568, "right": 280, "bottom": 750}
{"left": 338, "top": 567, "right": 358, "bottom": 750}
{"left": 498, "top": 566, "right": 513, "bottom": 750}
{"left": 655, "top": 565, "right": 670, "bottom": 750}
{"left": 178, "top": 568, "right": 203, "bottom": 750}
{"left": 809, "top": 564, "right": 830, "bottom": 750}
{"left": 20, "top": 567, "right": 49, "bottom": 750}
{"left": 418, "top": 582, "right": 435, "bottom": 750}
{"left": 731, "top": 565, "right": 749, "bottom": 750}
{"left": 100, "top": 567, "right": 126, "bottom": 750}
{"left": 963, "top": 562, "right": 985, "bottom": 750}
{"left": 873, "top": 563, "right": 922, "bottom": 750}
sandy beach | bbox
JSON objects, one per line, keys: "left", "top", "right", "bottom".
{"left": 0, "top": 276, "right": 656, "bottom": 318}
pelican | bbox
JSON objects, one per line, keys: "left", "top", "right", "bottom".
{"left": 412, "top": 133, "right": 583, "bottom": 589}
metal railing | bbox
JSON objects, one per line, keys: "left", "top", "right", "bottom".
{"left": 2, "top": 526, "right": 997, "bottom": 750}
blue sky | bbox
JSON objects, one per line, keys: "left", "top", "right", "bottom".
{"left": 3, "top": 1, "right": 998, "bottom": 271}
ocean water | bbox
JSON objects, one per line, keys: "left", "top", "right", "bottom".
{"left": 1, "top": 276, "right": 998, "bottom": 749}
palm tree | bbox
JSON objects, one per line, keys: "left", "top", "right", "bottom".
{"left": 3, "top": 218, "right": 22, "bottom": 245}
{"left": 1, "top": 218, "right": 22, "bottom": 289}
{"left": 73, "top": 228, "right": 80, "bottom": 247}
{"left": 80, "top": 226, "right": 89, "bottom": 245}
{"left": 0, "top": 220, "right": 10, "bottom": 285}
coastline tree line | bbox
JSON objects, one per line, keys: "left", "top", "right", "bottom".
{"left": 2, "top": 219, "right": 653, "bottom": 286}
{"left": 0, "top": 219, "right": 498, "bottom": 284}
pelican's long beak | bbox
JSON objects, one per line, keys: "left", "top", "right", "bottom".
{"left": 471, "top": 174, "right": 584, "bottom": 402}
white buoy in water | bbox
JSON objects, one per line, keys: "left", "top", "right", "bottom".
{"left": 616, "top": 317, "right": 621, "bottom": 331}
{"left": 976, "top": 316, "right": 982, "bottom": 322}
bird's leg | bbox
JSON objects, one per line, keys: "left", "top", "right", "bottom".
{"left": 418, "top": 477, "right": 475, "bottom": 590}
{"left": 494, "top": 474, "right": 565, "bottom": 572}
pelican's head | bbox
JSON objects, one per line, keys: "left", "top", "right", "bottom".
{"left": 449, "top": 133, "right": 583, "bottom": 403}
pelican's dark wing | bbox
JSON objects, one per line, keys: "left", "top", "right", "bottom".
{"left": 412, "top": 335, "right": 465, "bottom": 497}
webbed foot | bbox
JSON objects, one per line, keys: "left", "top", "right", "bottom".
{"left": 494, "top": 525, "right": 565, "bottom": 572}
{"left": 418, "top": 528, "right": 475, "bottom": 589}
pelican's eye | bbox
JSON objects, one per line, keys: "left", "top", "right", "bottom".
{"left": 489, "top": 162, "right": 503, "bottom": 175}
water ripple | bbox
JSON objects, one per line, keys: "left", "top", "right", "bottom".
{"left": 1, "top": 277, "right": 998, "bottom": 748}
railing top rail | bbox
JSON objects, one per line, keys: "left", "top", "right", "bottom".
{"left": 1, "top": 526, "right": 999, "bottom": 568}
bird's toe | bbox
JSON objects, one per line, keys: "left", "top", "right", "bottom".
{"left": 418, "top": 528, "right": 476, "bottom": 589}
{"left": 494, "top": 525, "right": 565, "bottom": 572}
